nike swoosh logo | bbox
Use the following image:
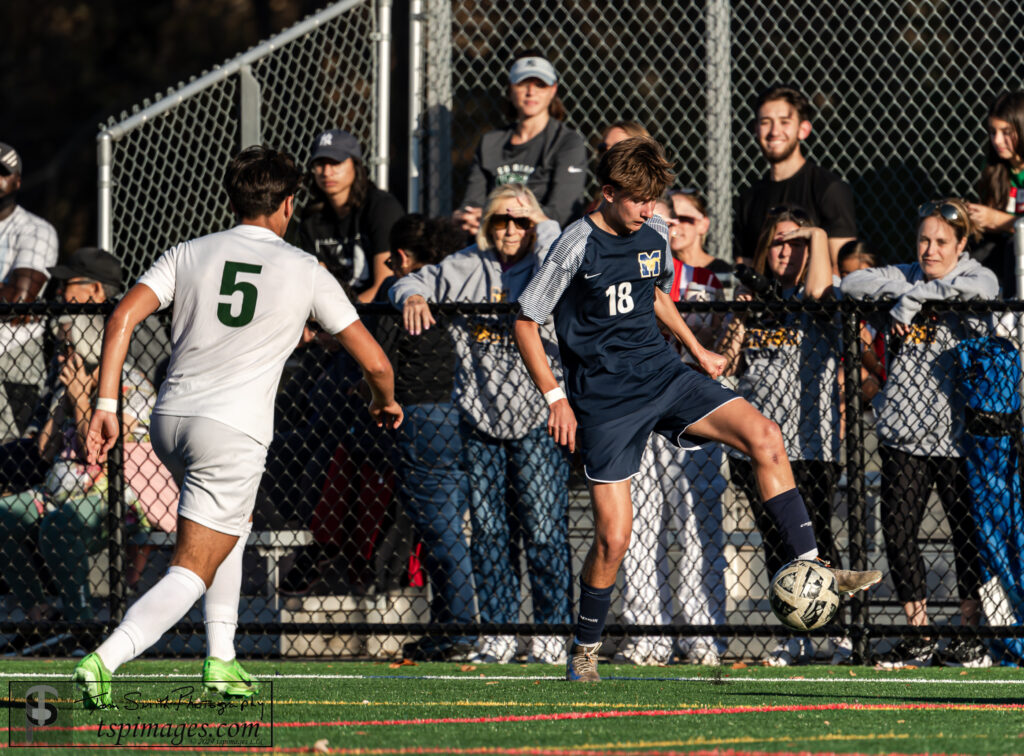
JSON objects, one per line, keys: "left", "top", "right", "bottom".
{"left": 567, "top": 166, "right": 584, "bottom": 173}
{"left": 584, "top": 272, "right": 601, "bottom": 279}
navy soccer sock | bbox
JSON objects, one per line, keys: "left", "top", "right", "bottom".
{"left": 762, "top": 487, "right": 818, "bottom": 561}
{"left": 574, "top": 578, "right": 613, "bottom": 645}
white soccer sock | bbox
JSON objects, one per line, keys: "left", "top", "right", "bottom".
{"left": 96, "top": 565, "right": 207, "bottom": 673}
{"left": 204, "top": 534, "right": 246, "bottom": 662}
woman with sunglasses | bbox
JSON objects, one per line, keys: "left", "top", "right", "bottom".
{"left": 454, "top": 50, "right": 586, "bottom": 235}
{"left": 718, "top": 204, "right": 848, "bottom": 666}
{"left": 841, "top": 198, "right": 998, "bottom": 669}
{"left": 390, "top": 184, "right": 572, "bottom": 666}
{"left": 617, "top": 191, "right": 730, "bottom": 665}
{"left": 966, "top": 91, "right": 1024, "bottom": 297}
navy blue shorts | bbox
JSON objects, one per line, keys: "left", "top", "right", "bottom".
{"left": 577, "top": 367, "right": 740, "bottom": 483}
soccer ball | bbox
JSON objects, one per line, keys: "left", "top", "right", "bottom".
{"left": 769, "top": 559, "right": 840, "bottom": 631}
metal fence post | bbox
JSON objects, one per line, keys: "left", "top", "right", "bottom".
{"left": 97, "top": 133, "right": 113, "bottom": 253}
{"left": 705, "top": 0, "right": 731, "bottom": 263}
{"left": 239, "top": 64, "right": 262, "bottom": 149}
{"left": 407, "top": 0, "right": 425, "bottom": 213}
{"left": 423, "top": 0, "right": 452, "bottom": 216}
{"left": 1014, "top": 218, "right": 1024, "bottom": 406}
{"left": 106, "top": 396, "right": 127, "bottom": 625}
{"left": 841, "top": 300, "right": 869, "bottom": 653}
{"left": 375, "top": 0, "right": 393, "bottom": 189}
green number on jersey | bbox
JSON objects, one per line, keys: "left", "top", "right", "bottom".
{"left": 217, "top": 261, "right": 263, "bottom": 327}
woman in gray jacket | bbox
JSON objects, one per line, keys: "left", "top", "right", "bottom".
{"left": 841, "top": 198, "right": 999, "bottom": 670}
{"left": 453, "top": 50, "right": 587, "bottom": 234}
{"left": 390, "top": 184, "right": 572, "bottom": 665}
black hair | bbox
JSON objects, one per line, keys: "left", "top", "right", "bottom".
{"left": 389, "top": 214, "right": 464, "bottom": 266}
{"left": 224, "top": 145, "right": 301, "bottom": 218}
{"left": 306, "top": 156, "right": 370, "bottom": 217}
{"left": 979, "top": 91, "right": 1024, "bottom": 210}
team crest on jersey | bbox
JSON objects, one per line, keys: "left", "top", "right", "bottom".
{"left": 637, "top": 250, "right": 661, "bottom": 278}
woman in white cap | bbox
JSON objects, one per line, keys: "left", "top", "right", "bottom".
{"left": 454, "top": 49, "right": 587, "bottom": 234}
{"left": 291, "top": 129, "right": 405, "bottom": 303}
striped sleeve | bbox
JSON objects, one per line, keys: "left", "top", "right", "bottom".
{"left": 647, "top": 216, "right": 674, "bottom": 294}
{"left": 518, "top": 220, "right": 591, "bottom": 323}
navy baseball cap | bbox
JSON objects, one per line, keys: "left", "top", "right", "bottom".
{"left": 49, "top": 247, "right": 123, "bottom": 290}
{"left": 0, "top": 143, "right": 22, "bottom": 176}
{"left": 508, "top": 56, "right": 557, "bottom": 86}
{"left": 309, "top": 129, "right": 363, "bottom": 166}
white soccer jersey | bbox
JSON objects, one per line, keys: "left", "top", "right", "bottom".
{"left": 138, "top": 224, "right": 359, "bottom": 445}
{"left": 0, "top": 206, "right": 58, "bottom": 281}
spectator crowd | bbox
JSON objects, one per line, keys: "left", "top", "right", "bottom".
{"left": 2, "top": 50, "right": 1022, "bottom": 670}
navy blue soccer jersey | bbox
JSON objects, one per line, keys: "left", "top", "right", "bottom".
{"left": 519, "top": 214, "right": 687, "bottom": 425}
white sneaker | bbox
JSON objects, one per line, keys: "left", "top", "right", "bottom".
{"left": 687, "top": 639, "right": 721, "bottom": 666}
{"left": 471, "top": 634, "right": 516, "bottom": 663}
{"left": 612, "top": 638, "right": 672, "bottom": 666}
{"left": 830, "top": 636, "right": 854, "bottom": 665}
{"left": 763, "top": 637, "right": 813, "bottom": 667}
{"left": 528, "top": 635, "right": 567, "bottom": 664}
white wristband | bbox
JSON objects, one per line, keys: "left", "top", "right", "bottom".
{"left": 95, "top": 397, "right": 118, "bottom": 413}
{"left": 543, "top": 387, "right": 566, "bottom": 406}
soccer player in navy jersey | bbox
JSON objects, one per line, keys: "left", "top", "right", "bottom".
{"left": 515, "top": 136, "right": 881, "bottom": 681}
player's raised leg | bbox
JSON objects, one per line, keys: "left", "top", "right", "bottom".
{"left": 566, "top": 479, "right": 634, "bottom": 682}
{"left": 686, "top": 398, "right": 881, "bottom": 594}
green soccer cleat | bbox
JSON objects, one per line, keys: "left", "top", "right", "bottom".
{"left": 73, "top": 653, "right": 112, "bottom": 709}
{"left": 203, "top": 657, "right": 259, "bottom": 699}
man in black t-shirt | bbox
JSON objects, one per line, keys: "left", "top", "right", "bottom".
{"left": 734, "top": 85, "right": 857, "bottom": 269}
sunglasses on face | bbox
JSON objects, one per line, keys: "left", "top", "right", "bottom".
{"left": 918, "top": 201, "right": 962, "bottom": 223}
{"left": 490, "top": 213, "right": 532, "bottom": 230}
{"left": 767, "top": 205, "right": 811, "bottom": 223}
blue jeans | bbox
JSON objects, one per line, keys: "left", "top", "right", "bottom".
{"left": 462, "top": 422, "right": 572, "bottom": 626}
{"left": 395, "top": 403, "right": 475, "bottom": 643}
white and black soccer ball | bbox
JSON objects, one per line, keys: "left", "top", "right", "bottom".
{"left": 769, "top": 559, "right": 840, "bottom": 631}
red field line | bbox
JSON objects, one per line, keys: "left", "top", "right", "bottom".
{"left": 5, "top": 700, "right": 1022, "bottom": 735}
{"left": 0, "top": 747, "right": 975, "bottom": 755}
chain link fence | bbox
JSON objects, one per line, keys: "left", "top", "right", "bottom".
{"left": 97, "top": 0, "right": 380, "bottom": 283}
{"left": 1, "top": 297, "right": 1022, "bottom": 667}
{"left": 4, "top": 0, "right": 1021, "bottom": 664}
{"left": 414, "top": 0, "right": 1024, "bottom": 264}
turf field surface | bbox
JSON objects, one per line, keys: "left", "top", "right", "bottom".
{"left": 2, "top": 659, "right": 1022, "bottom": 754}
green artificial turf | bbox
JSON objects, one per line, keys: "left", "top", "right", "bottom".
{"left": 2, "top": 658, "right": 1022, "bottom": 754}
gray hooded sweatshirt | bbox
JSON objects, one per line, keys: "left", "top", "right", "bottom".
{"left": 840, "top": 254, "right": 999, "bottom": 457}
{"left": 389, "top": 220, "right": 563, "bottom": 440}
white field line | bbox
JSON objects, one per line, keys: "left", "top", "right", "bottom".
{"left": 0, "top": 672, "right": 1022, "bottom": 684}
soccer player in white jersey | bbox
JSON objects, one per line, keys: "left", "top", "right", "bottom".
{"left": 72, "top": 146, "right": 401, "bottom": 708}
{"left": 515, "top": 136, "right": 881, "bottom": 681}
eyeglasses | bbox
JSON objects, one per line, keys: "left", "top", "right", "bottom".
{"left": 490, "top": 213, "right": 532, "bottom": 230}
{"left": 767, "top": 205, "right": 811, "bottom": 223}
{"left": 918, "top": 201, "right": 963, "bottom": 223}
